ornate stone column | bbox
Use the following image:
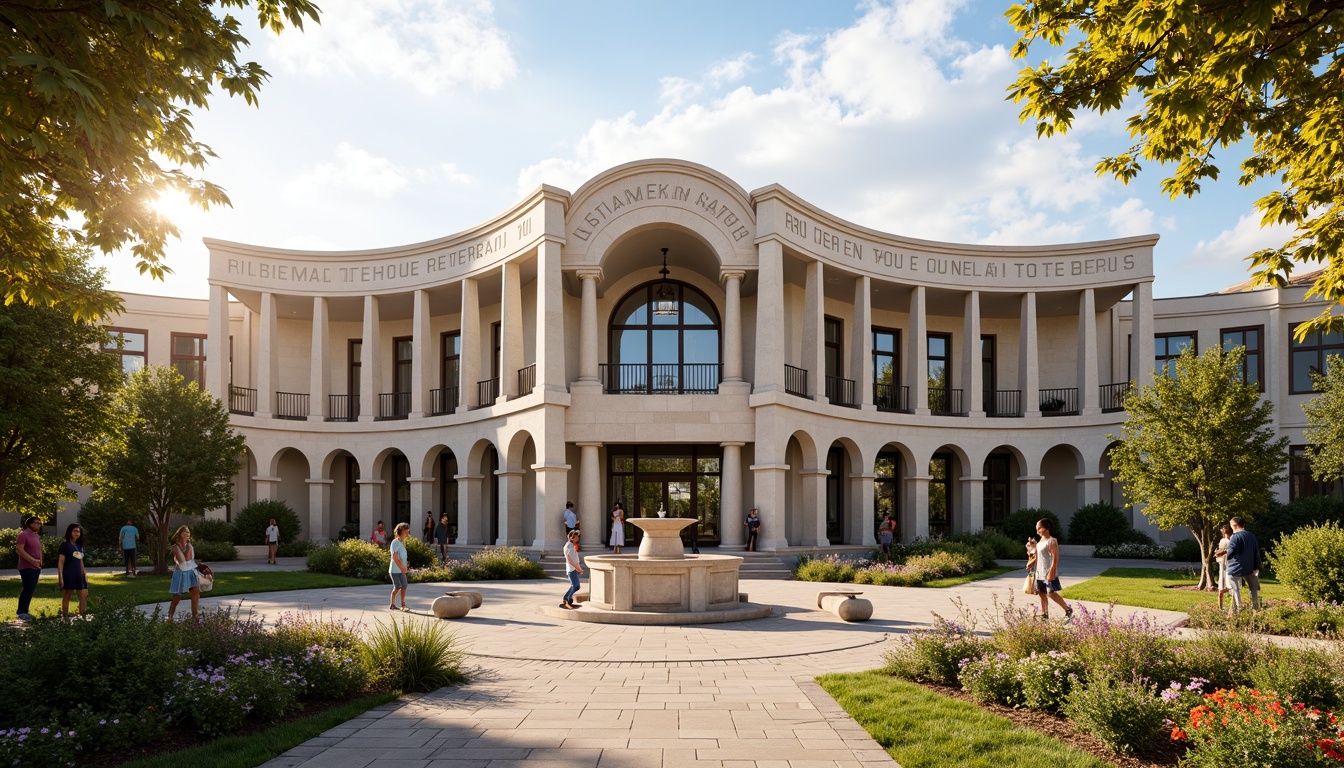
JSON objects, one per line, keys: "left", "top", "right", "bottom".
{"left": 576, "top": 269, "right": 602, "bottom": 385}
{"left": 850, "top": 472, "right": 876, "bottom": 545}
{"left": 495, "top": 469, "right": 525, "bottom": 546}
{"left": 1018, "top": 475, "right": 1044, "bottom": 509}
{"left": 357, "top": 478, "right": 384, "bottom": 540}
{"left": 720, "top": 270, "right": 746, "bottom": 383}
{"left": 532, "top": 462, "right": 569, "bottom": 550}
{"left": 536, "top": 240, "right": 565, "bottom": 393}
{"left": 803, "top": 260, "right": 825, "bottom": 402}
{"left": 719, "top": 442, "right": 745, "bottom": 549}
{"left": 577, "top": 442, "right": 603, "bottom": 545}
{"left": 903, "top": 474, "right": 930, "bottom": 543}
{"left": 1131, "top": 281, "right": 1155, "bottom": 389}
{"left": 501, "top": 261, "right": 523, "bottom": 401}
{"left": 852, "top": 276, "right": 874, "bottom": 408}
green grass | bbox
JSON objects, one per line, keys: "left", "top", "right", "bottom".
{"left": 0, "top": 571, "right": 378, "bottom": 621}
{"left": 921, "top": 565, "right": 1016, "bottom": 588}
{"left": 1060, "top": 567, "right": 1290, "bottom": 612}
{"left": 816, "top": 671, "right": 1109, "bottom": 768}
{"left": 120, "top": 692, "right": 398, "bottom": 768}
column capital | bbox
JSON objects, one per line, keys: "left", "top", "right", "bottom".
{"left": 958, "top": 475, "right": 987, "bottom": 483}
{"left": 1074, "top": 474, "right": 1106, "bottom": 482}
{"left": 719, "top": 269, "right": 747, "bottom": 283}
{"left": 454, "top": 474, "right": 485, "bottom": 482}
{"left": 408, "top": 476, "right": 435, "bottom": 484}
{"left": 1016, "top": 475, "right": 1045, "bottom": 483}
{"left": 749, "top": 463, "right": 790, "bottom": 472}
{"left": 494, "top": 469, "right": 525, "bottom": 478}
{"left": 576, "top": 441, "right": 604, "bottom": 448}
{"left": 848, "top": 473, "right": 877, "bottom": 480}
{"left": 356, "top": 479, "right": 386, "bottom": 486}
{"left": 251, "top": 475, "right": 282, "bottom": 484}
{"left": 719, "top": 441, "right": 746, "bottom": 448}
{"left": 575, "top": 267, "right": 604, "bottom": 281}
{"left": 530, "top": 463, "right": 572, "bottom": 472}
{"left": 305, "top": 478, "right": 335, "bottom": 486}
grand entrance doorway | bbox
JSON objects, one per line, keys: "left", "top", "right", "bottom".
{"left": 608, "top": 445, "right": 721, "bottom": 547}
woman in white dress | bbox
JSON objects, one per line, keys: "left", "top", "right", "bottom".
{"left": 610, "top": 502, "right": 625, "bottom": 554}
{"left": 1214, "top": 524, "right": 1233, "bottom": 610}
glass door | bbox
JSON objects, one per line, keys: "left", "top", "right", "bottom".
{"left": 636, "top": 477, "right": 697, "bottom": 546}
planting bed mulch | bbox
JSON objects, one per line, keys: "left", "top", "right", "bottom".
{"left": 79, "top": 697, "right": 360, "bottom": 768}
{"left": 921, "top": 682, "right": 1183, "bottom": 768}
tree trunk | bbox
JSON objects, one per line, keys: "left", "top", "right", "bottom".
{"left": 1190, "top": 527, "right": 1215, "bottom": 590}
{"left": 152, "top": 512, "right": 172, "bottom": 576}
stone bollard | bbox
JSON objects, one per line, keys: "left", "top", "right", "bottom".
{"left": 817, "top": 590, "right": 873, "bottom": 622}
{"left": 430, "top": 594, "right": 473, "bottom": 619}
{"left": 445, "top": 591, "right": 483, "bottom": 609}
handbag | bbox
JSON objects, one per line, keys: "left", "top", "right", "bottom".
{"left": 1023, "top": 573, "right": 1038, "bottom": 595}
{"left": 196, "top": 563, "right": 214, "bottom": 592}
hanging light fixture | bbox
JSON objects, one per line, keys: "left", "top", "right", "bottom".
{"left": 652, "top": 247, "right": 678, "bottom": 316}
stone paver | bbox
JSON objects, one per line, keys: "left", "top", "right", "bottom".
{"left": 184, "top": 557, "right": 1185, "bottom": 768}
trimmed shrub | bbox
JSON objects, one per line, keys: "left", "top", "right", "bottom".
{"left": 1268, "top": 521, "right": 1344, "bottom": 604}
{"left": 466, "top": 547, "right": 544, "bottom": 579}
{"left": 191, "top": 539, "right": 237, "bottom": 561}
{"left": 233, "top": 499, "right": 302, "bottom": 545}
{"left": 1064, "top": 674, "right": 1167, "bottom": 754}
{"left": 191, "top": 517, "right": 235, "bottom": 543}
{"left": 1066, "top": 502, "right": 1134, "bottom": 546}
{"left": 1168, "top": 538, "right": 1202, "bottom": 563}
{"left": 76, "top": 497, "right": 141, "bottom": 549}
{"left": 1093, "top": 542, "right": 1168, "bottom": 559}
{"left": 0, "top": 528, "right": 62, "bottom": 570}
{"left": 1250, "top": 496, "right": 1344, "bottom": 556}
{"left": 404, "top": 537, "right": 436, "bottom": 568}
{"left": 947, "top": 530, "right": 1020, "bottom": 561}
{"left": 307, "top": 539, "right": 390, "bottom": 581}
{"left": 908, "top": 540, "right": 996, "bottom": 571}
{"left": 362, "top": 617, "right": 467, "bottom": 693}
{"left": 999, "top": 507, "right": 1063, "bottom": 544}
{"left": 277, "top": 539, "right": 317, "bottom": 558}
{"left": 336, "top": 521, "right": 360, "bottom": 541}
{"left": 793, "top": 554, "right": 858, "bottom": 583}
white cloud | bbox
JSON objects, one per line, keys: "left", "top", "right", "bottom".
{"left": 1107, "top": 198, "right": 1156, "bottom": 237}
{"left": 1186, "top": 213, "right": 1292, "bottom": 269}
{"left": 708, "top": 54, "right": 754, "bottom": 86}
{"left": 284, "top": 142, "right": 411, "bottom": 200}
{"left": 269, "top": 0, "right": 516, "bottom": 94}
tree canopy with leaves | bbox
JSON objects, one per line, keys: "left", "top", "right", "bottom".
{"left": 1, "top": 0, "right": 320, "bottom": 321}
{"left": 0, "top": 250, "right": 122, "bottom": 517}
{"left": 1007, "top": 0, "right": 1344, "bottom": 335}
{"left": 1303, "top": 355, "right": 1344, "bottom": 484}
{"left": 1107, "top": 346, "right": 1288, "bottom": 589}
{"left": 93, "top": 366, "right": 246, "bottom": 574}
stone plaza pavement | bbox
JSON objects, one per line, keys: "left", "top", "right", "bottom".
{"left": 158, "top": 558, "right": 1187, "bottom": 768}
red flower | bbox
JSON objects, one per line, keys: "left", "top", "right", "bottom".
{"left": 1170, "top": 727, "right": 1187, "bottom": 741}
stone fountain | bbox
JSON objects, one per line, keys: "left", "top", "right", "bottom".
{"left": 542, "top": 518, "right": 772, "bottom": 625}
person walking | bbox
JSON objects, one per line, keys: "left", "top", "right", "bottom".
{"left": 560, "top": 529, "right": 583, "bottom": 609}
{"left": 877, "top": 513, "right": 896, "bottom": 557}
{"left": 610, "top": 502, "right": 625, "bottom": 555}
{"left": 168, "top": 526, "right": 202, "bottom": 621}
{"left": 1225, "top": 516, "right": 1261, "bottom": 612}
{"left": 389, "top": 522, "right": 410, "bottom": 611}
{"left": 435, "top": 513, "right": 450, "bottom": 562}
{"left": 423, "top": 511, "right": 435, "bottom": 544}
{"left": 1032, "top": 518, "right": 1074, "bottom": 623}
{"left": 57, "top": 524, "right": 89, "bottom": 619}
{"left": 15, "top": 516, "right": 43, "bottom": 622}
{"left": 265, "top": 518, "right": 281, "bottom": 564}
{"left": 118, "top": 517, "right": 140, "bottom": 576}
{"left": 744, "top": 508, "right": 761, "bottom": 552}
{"left": 1214, "top": 524, "right": 1233, "bottom": 610}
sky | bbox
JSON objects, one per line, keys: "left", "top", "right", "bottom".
{"left": 105, "top": 0, "right": 1290, "bottom": 300}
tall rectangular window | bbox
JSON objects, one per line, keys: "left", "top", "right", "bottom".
{"left": 984, "top": 454, "right": 1010, "bottom": 527}
{"left": 348, "top": 340, "right": 362, "bottom": 397}
{"left": 171, "top": 333, "right": 207, "bottom": 387}
{"left": 1289, "top": 445, "right": 1343, "bottom": 501}
{"left": 345, "top": 457, "right": 360, "bottom": 525}
{"left": 1220, "top": 325, "right": 1263, "bottom": 391}
{"left": 393, "top": 336, "right": 413, "bottom": 394}
{"left": 981, "top": 334, "right": 996, "bottom": 397}
{"left": 103, "top": 328, "right": 147, "bottom": 375}
{"left": 872, "top": 327, "right": 899, "bottom": 385}
{"left": 491, "top": 322, "right": 501, "bottom": 379}
{"left": 929, "top": 453, "right": 951, "bottom": 536}
{"left": 928, "top": 332, "right": 952, "bottom": 390}
{"left": 824, "top": 316, "right": 843, "bottom": 379}
{"left": 1290, "top": 323, "right": 1344, "bottom": 394}
{"left": 441, "top": 331, "right": 461, "bottom": 410}
{"left": 1155, "top": 332, "right": 1196, "bottom": 378}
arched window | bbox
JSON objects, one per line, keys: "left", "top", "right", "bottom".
{"left": 606, "top": 280, "right": 720, "bottom": 394}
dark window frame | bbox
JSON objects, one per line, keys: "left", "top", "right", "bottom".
{"left": 345, "top": 457, "right": 360, "bottom": 525}
{"left": 1155, "top": 331, "right": 1197, "bottom": 378}
{"left": 171, "top": 332, "right": 207, "bottom": 387}
{"left": 348, "top": 339, "right": 362, "bottom": 397}
{"left": 1220, "top": 324, "right": 1264, "bottom": 392}
{"left": 981, "top": 334, "right": 996, "bottom": 396}
{"left": 1289, "top": 322, "right": 1344, "bottom": 394}
{"left": 872, "top": 326, "right": 900, "bottom": 386}
{"left": 928, "top": 331, "right": 952, "bottom": 390}
{"left": 608, "top": 279, "right": 722, "bottom": 369}
{"left": 1289, "top": 444, "right": 1344, "bottom": 501}
{"left": 824, "top": 315, "right": 843, "bottom": 379}
{"left": 983, "top": 454, "right": 1010, "bottom": 527}
{"left": 392, "top": 335, "right": 413, "bottom": 395}
{"left": 103, "top": 326, "right": 149, "bottom": 376}
{"left": 441, "top": 331, "right": 461, "bottom": 392}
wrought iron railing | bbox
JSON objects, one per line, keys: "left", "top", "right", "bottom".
{"left": 326, "top": 394, "right": 358, "bottom": 422}
{"left": 430, "top": 386, "right": 458, "bottom": 416}
{"left": 598, "top": 363, "right": 719, "bottom": 394}
{"left": 275, "top": 392, "right": 309, "bottom": 420}
{"left": 476, "top": 378, "right": 499, "bottom": 408}
{"left": 784, "top": 364, "right": 808, "bottom": 398}
{"left": 825, "top": 375, "right": 857, "bottom": 407}
{"left": 929, "top": 387, "right": 965, "bottom": 416}
{"left": 1039, "top": 387, "right": 1079, "bottom": 416}
{"left": 986, "top": 389, "right": 1022, "bottom": 418}
{"left": 377, "top": 392, "right": 411, "bottom": 420}
{"left": 518, "top": 363, "right": 536, "bottom": 396}
{"left": 229, "top": 385, "right": 256, "bottom": 416}
{"left": 873, "top": 382, "right": 911, "bottom": 413}
{"left": 1100, "top": 382, "right": 1130, "bottom": 413}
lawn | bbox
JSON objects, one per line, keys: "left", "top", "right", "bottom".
{"left": 816, "top": 671, "right": 1110, "bottom": 768}
{"left": 0, "top": 571, "right": 379, "bottom": 621}
{"left": 922, "top": 565, "right": 1016, "bottom": 588}
{"left": 1060, "top": 567, "right": 1290, "bottom": 612}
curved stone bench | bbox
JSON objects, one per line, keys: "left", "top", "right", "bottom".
{"left": 430, "top": 594, "right": 474, "bottom": 619}
{"left": 817, "top": 590, "right": 873, "bottom": 622}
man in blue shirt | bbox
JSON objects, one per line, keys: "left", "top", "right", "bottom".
{"left": 118, "top": 517, "right": 140, "bottom": 576}
{"left": 1224, "top": 516, "right": 1260, "bottom": 613}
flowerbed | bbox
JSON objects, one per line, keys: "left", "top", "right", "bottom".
{"left": 883, "top": 597, "right": 1344, "bottom": 764}
{"left": 0, "top": 604, "right": 465, "bottom": 767}
{"left": 1186, "top": 599, "right": 1344, "bottom": 637}
{"left": 410, "top": 546, "right": 545, "bottom": 582}
{"left": 794, "top": 538, "right": 999, "bottom": 587}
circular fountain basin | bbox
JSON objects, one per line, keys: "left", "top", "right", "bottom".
{"left": 541, "top": 517, "right": 773, "bottom": 625}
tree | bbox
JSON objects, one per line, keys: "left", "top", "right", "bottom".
{"left": 1007, "top": 1, "right": 1344, "bottom": 335}
{"left": 0, "top": 252, "right": 122, "bottom": 517}
{"left": 1107, "top": 346, "right": 1288, "bottom": 589}
{"left": 1303, "top": 355, "right": 1344, "bottom": 483}
{"left": 94, "top": 366, "right": 246, "bottom": 574}
{"left": 1, "top": 0, "right": 320, "bottom": 321}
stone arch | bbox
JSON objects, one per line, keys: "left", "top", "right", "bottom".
{"left": 981, "top": 444, "right": 1028, "bottom": 529}
{"left": 460, "top": 438, "right": 500, "bottom": 546}
{"left": 872, "top": 441, "right": 913, "bottom": 543}
{"left": 822, "top": 437, "right": 867, "bottom": 545}
{"left": 926, "top": 444, "right": 970, "bottom": 537}
{"left": 269, "top": 447, "right": 312, "bottom": 537}
{"left": 1040, "top": 443, "right": 1087, "bottom": 533}
{"left": 500, "top": 429, "right": 536, "bottom": 545}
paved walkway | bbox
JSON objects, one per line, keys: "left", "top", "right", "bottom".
{"left": 146, "top": 558, "right": 1186, "bottom": 768}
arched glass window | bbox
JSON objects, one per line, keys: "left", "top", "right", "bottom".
{"left": 606, "top": 281, "right": 720, "bottom": 393}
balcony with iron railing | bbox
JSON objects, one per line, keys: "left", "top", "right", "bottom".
{"left": 825, "top": 375, "right": 858, "bottom": 408}
{"left": 929, "top": 387, "right": 965, "bottom": 416}
{"left": 430, "top": 386, "right": 458, "bottom": 416}
{"left": 873, "top": 382, "right": 911, "bottom": 413}
{"left": 1039, "top": 387, "right": 1079, "bottom": 416}
{"left": 377, "top": 392, "right": 411, "bottom": 420}
{"left": 1100, "top": 382, "right": 1130, "bottom": 413}
{"left": 475, "top": 378, "right": 499, "bottom": 409}
{"left": 275, "top": 392, "right": 309, "bottom": 420}
{"left": 229, "top": 385, "right": 256, "bottom": 416}
{"left": 518, "top": 364, "right": 536, "bottom": 397}
{"left": 326, "top": 394, "right": 358, "bottom": 422}
{"left": 598, "top": 363, "right": 719, "bottom": 394}
{"left": 784, "top": 364, "right": 808, "bottom": 398}
{"left": 985, "top": 389, "right": 1022, "bottom": 418}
